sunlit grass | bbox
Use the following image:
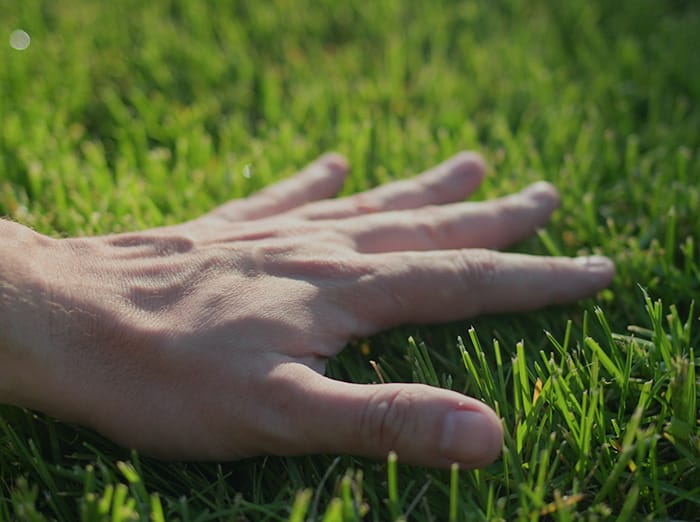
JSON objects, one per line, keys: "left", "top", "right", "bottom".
{"left": 1, "top": 0, "right": 699, "bottom": 520}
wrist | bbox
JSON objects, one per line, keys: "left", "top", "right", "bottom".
{"left": 0, "top": 220, "right": 54, "bottom": 404}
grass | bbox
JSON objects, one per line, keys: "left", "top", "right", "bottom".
{"left": 1, "top": 0, "right": 699, "bottom": 519}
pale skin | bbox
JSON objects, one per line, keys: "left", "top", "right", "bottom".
{"left": 0, "top": 152, "right": 614, "bottom": 468}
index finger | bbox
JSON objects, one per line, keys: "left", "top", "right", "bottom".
{"left": 346, "top": 251, "right": 615, "bottom": 334}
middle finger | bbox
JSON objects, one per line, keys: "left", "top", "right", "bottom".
{"left": 291, "top": 152, "right": 485, "bottom": 220}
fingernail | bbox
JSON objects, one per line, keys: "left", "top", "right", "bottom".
{"left": 574, "top": 255, "right": 615, "bottom": 272}
{"left": 446, "top": 152, "right": 486, "bottom": 179}
{"left": 522, "top": 181, "right": 560, "bottom": 209}
{"left": 317, "top": 153, "right": 349, "bottom": 175}
{"left": 440, "top": 410, "right": 502, "bottom": 466}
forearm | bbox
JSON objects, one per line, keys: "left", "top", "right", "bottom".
{"left": 0, "top": 219, "right": 53, "bottom": 404}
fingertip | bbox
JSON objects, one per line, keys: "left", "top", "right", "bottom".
{"left": 316, "top": 152, "right": 349, "bottom": 176}
{"left": 450, "top": 151, "right": 487, "bottom": 180}
{"left": 521, "top": 181, "right": 561, "bottom": 210}
{"left": 437, "top": 151, "right": 487, "bottom": 199}
{"left": 439, "top": 403, "right": 503, "bottom": 468}
{"left": 574, "top": 255, "right": 616, "bottom": 284}
{"left": 299, "top": 152, "right": 349, "bottom": 199}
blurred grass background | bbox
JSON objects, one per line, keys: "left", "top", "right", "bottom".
{"left": 1, "top": 0, "right": 699, "bottom": 520}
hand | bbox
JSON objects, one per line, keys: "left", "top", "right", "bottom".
{"left": 1, "top": 152, "right": 614, "bottom": 468}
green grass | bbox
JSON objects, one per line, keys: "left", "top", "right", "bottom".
{"left": 1, "top": 0, "right": 699, "bottom": 520}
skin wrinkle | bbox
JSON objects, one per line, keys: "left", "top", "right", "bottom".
{"left": 453, "top": 249, "right": 506, "bottom": 318}
{"left": 458, "top": 248, "right": 500, "bottom": 288}
{"left": 371, "top": 388, "right": 413, "bottom": 454}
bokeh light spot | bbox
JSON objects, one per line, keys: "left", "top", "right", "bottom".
{"left": 10, "top": 30, "right": 31, "bottom": 51}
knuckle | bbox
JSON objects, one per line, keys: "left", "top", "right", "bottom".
{"left": 494, "top": 196, "right": 522, "bottom": 222}
{"left": 240, "top": 238, "right": 363, "bottom": 287}
{"left": 360, "top": 388, "right": 417, "bottom": 453}
{"left": 255, "top": 187, "right": 284, "bottom": 207}
{"left": 457, "top": 249, "right": 499, "bottom": 286}
{"left": 455, "top": 249, "right": 500, "bottom": 315}
{"left": 268, "top": 221, "right": 353, "bottom": 247}
{"left": 350, "top": 193, "right": 380, "bottom": 214}
{"left": 415, "top": 206, "right": 448, "bottom": 248}
{"left": 310, "top": 229, "right": 355, "bottom": 248}
{"left": 418, "top": 175, "right": 449, "bottom": 201}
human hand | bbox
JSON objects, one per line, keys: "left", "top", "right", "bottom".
{"left": 0, "top": 152, "right": 614, "bottom": 468}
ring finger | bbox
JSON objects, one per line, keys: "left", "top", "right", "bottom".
{"left": 338, "top": 181, "right": 560, "bottom": 253}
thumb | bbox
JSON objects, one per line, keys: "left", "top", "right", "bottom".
{"left": 272, "top": 364, "right": 503, "bottom": 468}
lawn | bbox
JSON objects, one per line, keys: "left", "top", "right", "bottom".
{"left": 1, "top": 0, "right": 699, "bottom": 520}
